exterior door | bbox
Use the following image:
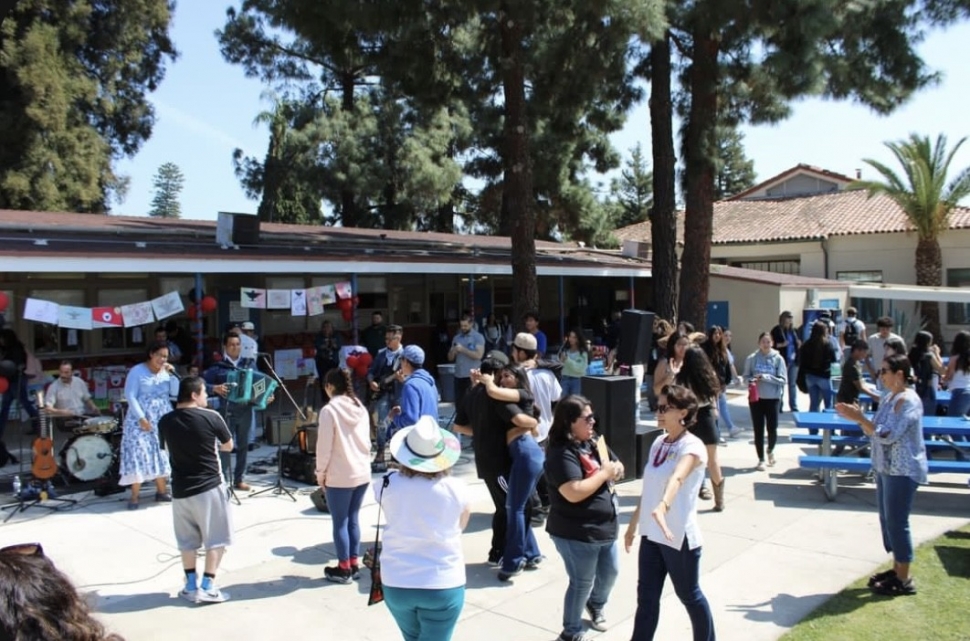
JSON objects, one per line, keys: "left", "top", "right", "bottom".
{"left": 707, "top": 301, "right": 730, "bottom": 330}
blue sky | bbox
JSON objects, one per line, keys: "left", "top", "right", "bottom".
{"left": 114, "top": 4, "right": 970, "bottom": 221}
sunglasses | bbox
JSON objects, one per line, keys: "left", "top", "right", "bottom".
{"left": 581, "top": 414, "right": 596, "bottom": 424}
{"left": 0, "top": 542, "right": 44, "bottom": 557}
{"left": 657, "top": 404, "right": 670, "bottom": 414}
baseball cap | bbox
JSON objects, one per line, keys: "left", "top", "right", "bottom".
{"left": 485, "top": 350, "right": 510, "bottom": 366}
{"left": 241, "top": 321, "right": 255, "bottom": 331}
{"left": 513, "top": 332, "right": 537, "bottom": 351}
{"left": 402, "top": 344, "right": 425, "bottom": 365}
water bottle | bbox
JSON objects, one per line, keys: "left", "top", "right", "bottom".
{"left": 12, "top": 475, "right": 21, "bottom": 497}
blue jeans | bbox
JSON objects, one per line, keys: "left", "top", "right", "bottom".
{"left": 786, "top": 362, "right": 799, "bottom": 411}
{"left": 561, "top": 376, "right": 582, "bottom": 398}
{"left": 806, "top": 373, "right": 832, "bottom": 413}
{"left": 716, "top": 392, "right": 735, "bottom": 433}
{"left": 875, "top": 473, "right": 919, "bottom": 564}
{"left": 551, "top": 536, "right": 619, "bottom": 636}
{"left": 0, "top": 374, "right": 38, "bottom": 441}
{"left": 503, "top": 435, "right": 544, "bottom": 573}
{"left": 633, "top": 538, "right": 715, "bottom": 641}
{"left": 325, "top": 484, "right": 368, "bottom": 562}
{"left": 948, "top": 388, "right": 970, "bottom": 443}
{"left": 384, "top": 585, "right": 464, "bottom": 641}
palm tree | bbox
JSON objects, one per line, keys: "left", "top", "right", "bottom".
{"left": 851, "top": 134, "right": 970, "bottom": 342}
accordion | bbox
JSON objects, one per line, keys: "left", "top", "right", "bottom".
{"left": 226, "top": 368, "right": 279, "bottom": 410}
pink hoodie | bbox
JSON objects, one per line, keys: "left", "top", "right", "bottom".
{"left": 315, "top": 394, "right": 372, "bottom": 488}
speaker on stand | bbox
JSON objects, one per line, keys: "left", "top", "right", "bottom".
{"left": 617, "top": 310, "right": 654, "bottom": 367}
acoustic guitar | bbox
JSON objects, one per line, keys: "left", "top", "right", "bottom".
{"left": 31, "top": 390, "right": 58, "bottom": 481}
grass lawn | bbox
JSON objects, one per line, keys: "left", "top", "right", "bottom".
{"left": 780, "top": 523, "right": 970, "bottom": 641}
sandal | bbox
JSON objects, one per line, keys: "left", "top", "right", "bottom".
{"left": 867, "top": 568, "right": 896, "bottom": 588}
{"left": 698, "top": 482, "right": 713, "bottom": 500}
{"left": 871, "top": 575, "right": 916, "bottom": 596}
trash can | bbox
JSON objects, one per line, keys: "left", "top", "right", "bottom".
{"left": 438, "top": 364, "right": 456, "bottom": 403}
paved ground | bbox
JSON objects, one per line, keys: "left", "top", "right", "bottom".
{"left": 1, "top": 391, "right": 968, "bottom": 641}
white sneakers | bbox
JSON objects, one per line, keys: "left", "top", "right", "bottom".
{"left": 180, "top": 586, "right": 230, "bottom": 604}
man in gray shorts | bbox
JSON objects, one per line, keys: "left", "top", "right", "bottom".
{"left": 159, "top": 376, "right": 235, "bottom": 604}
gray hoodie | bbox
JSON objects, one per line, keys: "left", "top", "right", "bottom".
{"left": 742, "top": 349, "right": 787, "bottom": 400}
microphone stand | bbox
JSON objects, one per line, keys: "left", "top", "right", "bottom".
{"left": 249, "top": 354, "right": 305, "bottom": 502}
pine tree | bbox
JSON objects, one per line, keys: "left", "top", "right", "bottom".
{"left": 148, "top": 162, "right": 184, "bottom": 218}
{"left": 714, "top": 127, "right": 755, "bottom": 200}
{"left": 612, "top": 143, "right": 653, "bottom": 228}
{"left": 0, "top": 0, "right": 176, "bottom": 212}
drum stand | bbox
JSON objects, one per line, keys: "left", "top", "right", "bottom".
{"left": 2, "top": 413, "right": 77, "bottom": 523}
{"left": 249, "top": 355, "right": 309, "bottom": 502}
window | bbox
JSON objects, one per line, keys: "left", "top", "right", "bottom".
{"left": 837, "top": 271, "right": 884, "bottom": 322}
{"left": 946, "top": 268, "right": 970, "bottom": 325}
{"left": 730, "top": 260, "right": 800, "bottom": 275}
{"left": 28, "top": 289, "right": 84, "bottom": 354}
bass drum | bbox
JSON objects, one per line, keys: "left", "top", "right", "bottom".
{"left": 61, "top": 434, "right": 115, "bottom": 482}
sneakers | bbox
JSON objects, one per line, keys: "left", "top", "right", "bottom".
{"left": 870, "top": 575, "right": 916, "bottom": 596}
{"left": 498, "top": 561, "right": 525, "bottom": 581}
{"left": 487, "top": 551, "right": 503, "bottom": 567}
{"left": 585, "top": 603, "right": 608, "bottom": 631}
{"left": 324, "top": 565, "right": 354, "bottom": 584}
{"left": 755, "top": 461, "right": 766, "bottom": 471}
{"left": 178, "top": 588, "right": 198, "bottom": 603}
{"left": 867, "top": 568, "right": 896, "bottom": 588}
{"left": 524, "top": 555, "right": 546, "bottom": 570}
{"left": 127, "top": 500, "right": 139, "bottom": 510}
{"left": 196, "top": 587, "right": 230, "bottom": 603}
{"left": 767, "top": 452, "right": 776, "bottom": 467}
{"left": 233, "top": 482, "right": 251, "bottom": 492}
{"left": 155, "top": 492, "right": 172, "bottom": 503}
{"left": 728, "top": 428, "right": 743, "bottom": 439}
{"left": 558, "top": 632, "right": 592, "bottom": 641}
{"left": 350, "top": 564, "right": 361, "bottom": 581}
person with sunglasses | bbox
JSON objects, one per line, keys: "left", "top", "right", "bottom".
{"left": 0, "top": 543, "right": 126, "bottom": 640}
{"left": 836, "top": 354, "right": 928, "bottom": 596}
{"left": 624, "top": 384, "right": 715, "bottom": 641}
{"left": 543, "top": 395, "right": 623, "bottom": 641}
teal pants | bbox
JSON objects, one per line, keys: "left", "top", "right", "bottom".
{"left": 384, "top": 585, "right": 464, "bottom": 641}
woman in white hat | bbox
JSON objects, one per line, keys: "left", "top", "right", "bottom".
{"left": 379, "top": 415, "right": 471, "bottom": 641}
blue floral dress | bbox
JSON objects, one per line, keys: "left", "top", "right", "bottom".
{"left": 119, "top": 362, "right": 174, "bottom": 486}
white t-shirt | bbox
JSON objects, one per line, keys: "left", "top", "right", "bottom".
{"left": 45, "top": 376, "right": 92, "bottom": 415}
{"left": 375, "top": 472, "right": 469, "bottom": 590}
{"left": 638, "top": 431, "right": 708, "bottom": 550}
{"left": 527, "top": 368, "right": 562, "bottom": 442}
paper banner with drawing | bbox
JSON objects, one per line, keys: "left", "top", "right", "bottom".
{"left": 267, "top": 289, "right": 290, "bottom": 309}
{"left": 290, "top": 289, "right": 307, "bottom": 316}
{"left": 151, "top": 291, "right": 184, "bottom": 320}
{"left": 23, "top": 298, "right": 59, "bottom": 324}
{"left": 273, "top": 348, "right": 303, "bottom": 380}
{"left": 319, "top": 284, "right": 336, "bottom": 305}
{"left": 58, "top": 305, "right": 93, "bottom": 330}
{"left": 91, "top": 306, "right": 123, "bottom": 328}
{"left": 306, "top": 286, "right": 325, "bottom": 316}
{"left": 240, "top": 288, "right": 266, "bottom": 309}
{"left": 120, "top": 301, "right": 155, "bottom": 327}
{"left": 334, "top": 281, "right": 353, "bottom": 299}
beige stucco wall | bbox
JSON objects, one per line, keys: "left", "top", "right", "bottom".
{"left": 708, "top": 276, "right": 781, "bottom": 358}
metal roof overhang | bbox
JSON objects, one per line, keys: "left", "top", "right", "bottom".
{"left": 3, "top": 254, "right": 652, "bottom": 279}
{"left": 849, "top": 284, "right": 970, "bottom": 304}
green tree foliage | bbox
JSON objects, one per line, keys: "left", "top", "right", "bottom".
{"left": 0, "top": 0, "right": 176, "bottom": 212}
{"left": 851, "top": 134, "right": 970, "bottom": 341}
{"left": 148, "top": 162, "right": 184, "bottom": 218}
{"left": 612, "top": 143, "right": 653, "bottom": 228}
{"left": 714, "top": 126, "right": 755, "bottom": 200}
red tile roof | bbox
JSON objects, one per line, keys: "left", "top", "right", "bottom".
{"left": 727, "top": 163, "right": 856, "bottom": 201}
{"left": 614, "top": 190, "right": 970, "bottom": 246}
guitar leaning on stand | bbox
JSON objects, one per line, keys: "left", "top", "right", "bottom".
{"left": 2, "top": 390, "right": 77, "bottom": 523}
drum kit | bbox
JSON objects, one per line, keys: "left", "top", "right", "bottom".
{"left": 60, "top": 414, "right": 122, "bottom": 485}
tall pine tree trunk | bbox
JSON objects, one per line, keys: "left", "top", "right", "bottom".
{"left": 915, "top": 237, "right": 943, "bottom": 342}
{"left": 339, "top": 71, "right": 359, "bottom": 227}
{"left": 499, "top": 3, "right": 538, "bottom": 327}
{"left": 678, "top": 28, "right": 719, "bottom": 329}
{"left": 649, "top": 32, "right": 677, "bottom": 323}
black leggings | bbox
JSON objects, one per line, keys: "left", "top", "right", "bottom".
{"left": 749, "top": 398, "right": 780, "bottom": 462}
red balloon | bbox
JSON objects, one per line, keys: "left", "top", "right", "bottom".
{"left": 346, "top": 355, "right": 360, "bottom": 369}
{"left": 354, "top": 363, "right": 369, "bottom": 379}
{"left": 359, "top": 352, "right": 373, "bottom": 368}
{"left": 336, "top": 298, "right": 352, "bottom": 311}
{"left": 0, "top": 377, "right": 8, "bottom": 394}
{"left": 0, "top": 292, "right": 8, "bottom": 312}
{"left": 200, "top": 296, "right": 218, "bottom": 314}
{"left": 341, "top": 308, "right": 353, "bottom": 322}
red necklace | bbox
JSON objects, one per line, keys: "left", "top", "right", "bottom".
{"left": 652, "top": 430, "right": 687, "bottom": 467}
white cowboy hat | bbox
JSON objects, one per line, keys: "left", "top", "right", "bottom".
{"left": 388, "top": 415, "right": 461, "bottom": 473}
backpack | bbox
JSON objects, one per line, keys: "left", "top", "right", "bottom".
{"left": 843, "top": 318, "right": 863, "bottom": 345}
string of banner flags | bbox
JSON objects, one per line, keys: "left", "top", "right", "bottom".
{"left": 8, "top": 281, "right": 358, "bottom": 330}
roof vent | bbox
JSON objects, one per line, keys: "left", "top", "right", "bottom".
{"left": 621, "top": 239, "right": 651, "bottom": 260}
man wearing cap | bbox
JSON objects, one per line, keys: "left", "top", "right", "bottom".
{"left": 448, "top": 313, "right": 485, "bottom": 407}
{"left": 390, "top": 345, "right": 439, "bottom": 440}
{"left": 771, "top": 312, "right": 801, "bottom": 412}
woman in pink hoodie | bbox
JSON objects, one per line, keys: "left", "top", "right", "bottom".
{"left": 316, "top": 368, "right": 373, "bottom": 584}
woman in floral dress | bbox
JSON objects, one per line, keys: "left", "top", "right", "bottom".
{"left": 119, "top": 341, "right": 175, "bottom": 509}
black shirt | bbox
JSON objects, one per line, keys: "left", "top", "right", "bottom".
{"left": 544, "top": 439, "right": 618, "bottom": 542}
{"left": 836, "top": 356, "right": 863, "bottom": 404}
{"left": 159, "top": 407, "right": 232, "bottom": 499}
{"left": 455, "top": 385, "right": 523, "bottom": 479}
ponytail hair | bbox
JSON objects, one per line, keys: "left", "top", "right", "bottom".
{"left": 324, "top": 368, "right": 361, "bottom": 407}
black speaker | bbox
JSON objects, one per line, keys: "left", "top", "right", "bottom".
{"left": 636, "top": 426, "right": 664, "bottom": 479}
{"left": 232, "top": 213, "right": 261, "bottom": 245}
{"left": 617, "top": 309, "right": 654, "bottom": 366}
{"left": 582, "top": 375, "right": 637, "bottom": 477}
{"left": 309, "top": 487, "right": 329, "bottom": 513}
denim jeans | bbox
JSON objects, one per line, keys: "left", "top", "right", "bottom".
{"left": 561, "top": 376, "right": 582, "bottom": 398}
{"left": 384, "top": 585, "right": 465, "bottom": 641}
{"left": 632, "top": 538, "right": 715, "bottom": 641}
{"left": 325, "top": 483, "right": 369, "bottom": 561}
{"left": 716, "top": 392, "right": 735, "bottom": 433}
{"left": 0, "top": 374, "right": 38, "bottom": 441}
{"left": 948, "top": 388, "right": 970, "bottom": 443}
{"left": 503, "top": 435, "right": 544, "bottom": 573}
{"left": 220, "top": 402, "right": 253, "bottom": 484}
{"left": 551, "top": 536, "right": 619, "bottom": 637}
{"left": 786, "top": 362, "right": 799, "bottom": 411}
{"left": 875, "top": 473, "right": 919, "bottom": 564}
{"left": 806, "top": 373, "right": 832, "bottom": 413}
